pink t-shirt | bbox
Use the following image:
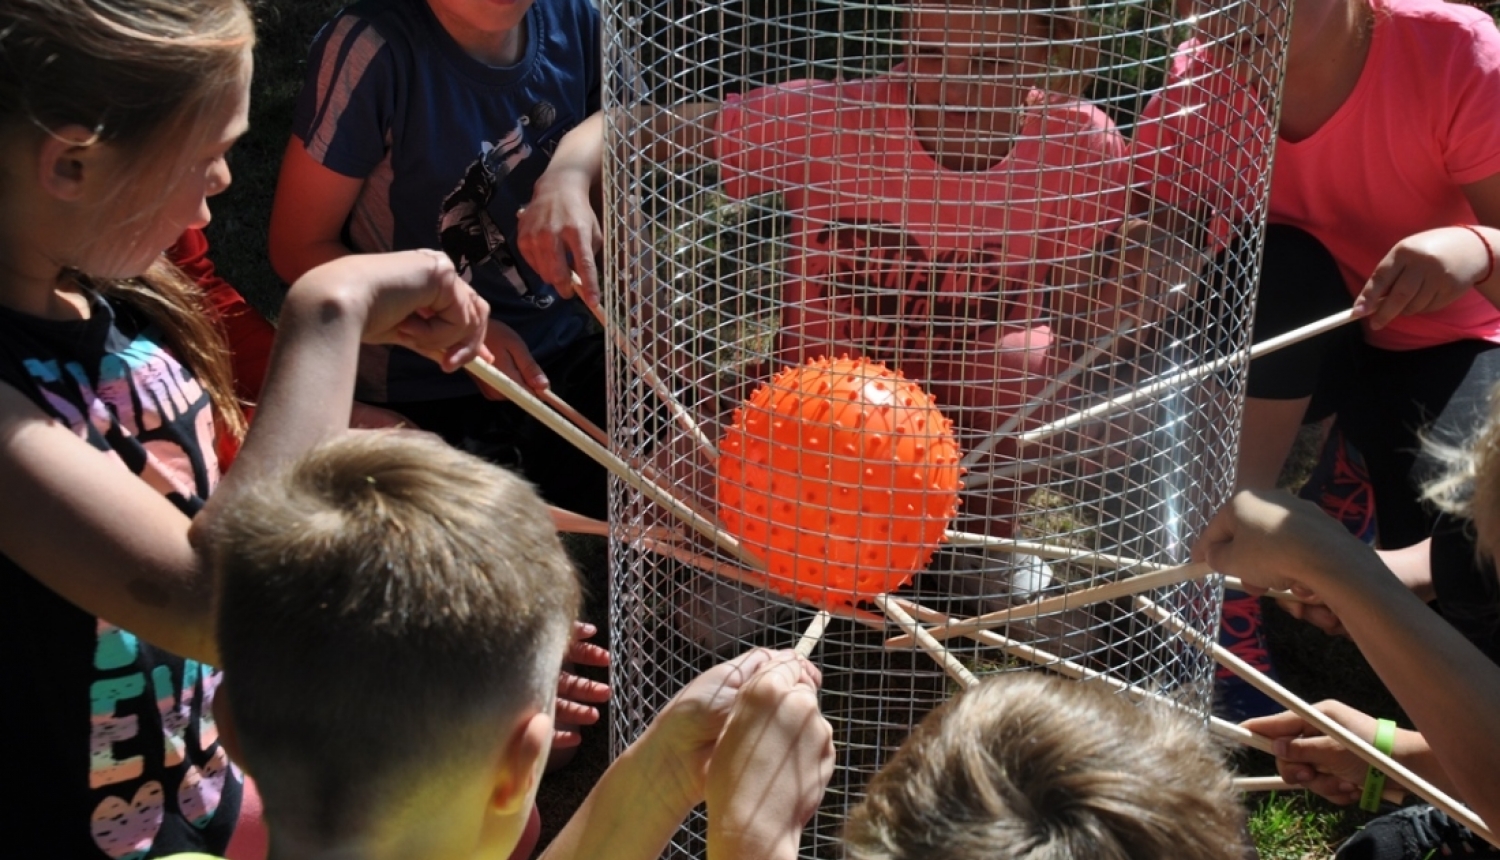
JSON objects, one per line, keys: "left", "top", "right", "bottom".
{"left": 715, "top": 70, "right": 1127, "bottom": 422}
{"left": 1136, "top": 0, "right": 1500, "bottom": 351}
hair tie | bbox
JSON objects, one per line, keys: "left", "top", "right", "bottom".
{"left": 1358, "top": 718, "right": 1398, "bottom": 813}
{"left": 1458, "top": 225, "right": 1496, "bottom": 286}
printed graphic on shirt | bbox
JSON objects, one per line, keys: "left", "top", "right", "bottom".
{"left": 437, "top": 103, "right": 560, "bottom": 304}
{"left": 20, "top": 327, "right": 219, "bottom": 507}
{"left": 88, "top": 620, "right": 233, "bottom": 860}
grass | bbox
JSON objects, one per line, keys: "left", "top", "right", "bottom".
{"left": 1249, "top": 792, "right": 1351, "bottom": 860}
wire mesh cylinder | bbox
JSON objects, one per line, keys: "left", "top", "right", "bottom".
{"left": 603, "top": 1, "right": 1290, "bottom": 855}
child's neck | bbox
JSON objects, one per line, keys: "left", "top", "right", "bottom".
{"left": 432, "top": 10, "right": 527, "bottom": 66}
{"left": 0, "top": 246, "right": 91, "bottom": 320}
{"left": 1279, "top": 0, "right": 1371, "bottom": 142}
{"left": 0, "top": 184, "right": 94, "bottom": 319}
{"left": 910, "top": 106, "right": 1018, "bottom": 173}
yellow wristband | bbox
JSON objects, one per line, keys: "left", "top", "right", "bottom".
{"left": 1359, "top": 718, "right": 1398, "bottom": 813}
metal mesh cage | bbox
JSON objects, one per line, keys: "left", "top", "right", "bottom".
{"left": 601, "top": 1, "right": 1291, "bottom": 855}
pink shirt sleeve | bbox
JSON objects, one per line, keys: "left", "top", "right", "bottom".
{"left": 1129, "top": 46, "right": 1272, "bottom": 246}
{"left": 1438, "top": 12, "right": 1500, "bottom": 185}
{"left": 1037, "top": 100, "right": 1129, "bottom": 260}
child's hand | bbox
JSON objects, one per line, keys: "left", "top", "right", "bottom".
{"left": 1356, "top": 227, "right": 1493, "bottom": 329}
{"left": 706, "top": 654, "right": 833, "bottom": 860}
{"left": 1272, "top": 591, "right": 1348, "bottom": 638}
{"left": 1193, "top": 490, "right": 1376, "bottom": 598}
{"left": 1242, "top": 702, "right": 1406, "bottom": 807}
{"left": 641, "top": 649, "right": 814, "bottom": 815}
{"left": 308, "top": 248, "right": 489, "bottom": 371}
{"left": 554, "top": 621, "right": 611, "bottom": 751}
{"left": 474, "top": 318, "right": 549, "bottom": 399}
{"left": 516, "top": 173, "right": 603, "bottom": 309}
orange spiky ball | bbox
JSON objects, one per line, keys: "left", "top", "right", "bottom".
{"left": 717, "top": 356, "right": 963, "bottom": 608}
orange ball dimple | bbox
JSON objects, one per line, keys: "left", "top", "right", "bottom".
{"left": 717, "top": 356, "right": 963, "bottom": 608}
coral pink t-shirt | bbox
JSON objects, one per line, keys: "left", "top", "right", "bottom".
{"left": 716, "top": 69, "right": 1127, "bottom": 396}
{"left": 1137, "top": 0, "right": 1500, "bottom": 351}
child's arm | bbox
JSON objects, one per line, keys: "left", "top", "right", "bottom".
{"left": 0, "top": 251, "right": 489, "bottom": 664}
{"left": 1242, "top": 701, "right": 1449, "bottom": 806}
{"left": 1196, "top": 489, "right": 1500, "bottom": 823}
{"left": 516, "top": 102, "right": 719, "bottom": 304}
{"left": 267, "top": 139, "right": 367, "bottom": 286}
{"left": 537, "top": 649, "right": 819, "bottom": 860}
{"left": 517, "top": 111, "right": 607, "bottom": 307}
{"left": 706, "top": 654, "right": 833, "bottom": 860}
{"left": 1356, "top": 224, "right": 1500, "bottom": 329}
{"left": 1355, "top": 175, "right": 1500, "bottom": 328}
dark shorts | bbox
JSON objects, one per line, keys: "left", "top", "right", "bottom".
{"left": 1238, "top": 224, "right": 1500, "bottom": 546}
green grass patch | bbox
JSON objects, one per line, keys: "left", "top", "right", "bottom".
{"left": 1247, "top": 791, "right": 1366, "bottom": 860}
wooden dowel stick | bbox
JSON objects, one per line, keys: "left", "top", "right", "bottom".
{"left": 549, "top": 506, "right": 610, "bottom": 537}
{"left": 1235, "top": 777, "right": 1294, "bottom": 793}
{"left": 886, "top": 561, "right": 1211, "bottom": 649}
{"left": 876, "top": 594, "right": 980, "bottom": 689}
{"left": 583, "top": 286, "right": 718, "bottom": 462}
{"left": 938, "top": 533, "right": 1306, "bottom": 604}
{"left": 1019, "top": 309, "right": 1359, "bottom": 447}
{"left": 465, "top": 357, "right": 756, "bottom": 568}
{"left": 536, "top": 389, "right": 719, "bottom": 528}
{"left": 942, "top": 530, "right": 1173, "bottom": 574}
{"left": 960, "top": 327, "right": 1127, "bottom": 470}
{"left": 1140, "top": 596, "right": 1498, "bottom": 848}
{"left": 795, "top": 610, "right": 833, "bottom": 658}
{"left": 884, "top": 597, "right": 1274, "bottom": 756}
{"left": 548, "top": 507, "right": 682, "bottom": 544}
{"left": 538, "top": 388, "right": 610, "bottom": 448}
{"left": 638, "top": 536, "right": 886, "bottom": 629}
{"left": 1221, "top": 577, "right": 1303, "bottom": 604}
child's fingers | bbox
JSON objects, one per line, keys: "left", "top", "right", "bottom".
{"left": 557, "top": 669, "right": 611, "bottom": 706}
{"left": 474, "top": 326, "right": 549, "bottom": 398}
{"left": 552, "top": 727, "right": 584, "bottom": 750}
{"left": 1368, "top": 269, "right": 1422, "bottom": 330}
{"left": 1240, "top": 709, "right": 1311, "bottom": 739}
{"left": 567, "top": 638, "right": 611, "bottom": 668}
{"left": 570, "top": 247, "right": 602, "bottom": 310}
{"left": 396, "top": 313, "right": 487, "bottom": 371}
{"left": 567, "top": 622, "right": 611, "bottom": 667}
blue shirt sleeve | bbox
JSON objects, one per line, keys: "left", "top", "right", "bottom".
{"left": 292, "top": 11, "right": 401, "bottom": 180}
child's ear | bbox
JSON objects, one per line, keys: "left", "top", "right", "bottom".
{"left": 211, "top": 680, "right": 249, "bottom": 776}
{"left": 489, "top": 711, "right": 554, "bottom": 815}
{"left": 35, "top": 125, "right": 107, "bottom": 202}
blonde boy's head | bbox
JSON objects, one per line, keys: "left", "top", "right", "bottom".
{"left": 212, "top": 430, "right": 580, "bottom": 848}
{"left": 844, "top": 672, "right": 1246, "bottom": 860}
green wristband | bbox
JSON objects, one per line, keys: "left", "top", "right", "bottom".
{"left": 1359, "top": 718, "right": 1398, "bottom": 813}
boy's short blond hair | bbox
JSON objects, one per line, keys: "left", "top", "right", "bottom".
{"left": 844, "top": 672, "right": 1246, "bottom": 860}
{"left": 212, "top": 430, "right": 581, "bottom": 838}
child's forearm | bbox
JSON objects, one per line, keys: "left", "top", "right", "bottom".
{"left": 537, "top": 739, "right": 700, "bottom": 860}
{"left": 708, "top": 818, "right": 803, "bottom": 860}
{"left": 1315, "top": 558, "right": 1500, "bottom": 821}
{"left": 1462, "top": 224, "right": 1500, "bottom": 308}
{"left": 536, "top": 111, "right": 606, "bottom": 200}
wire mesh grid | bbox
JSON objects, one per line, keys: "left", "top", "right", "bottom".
{"left": 601, "top": 1, "right": 1291, "bottom": 855}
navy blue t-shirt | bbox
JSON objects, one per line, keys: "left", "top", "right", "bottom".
{"left": 294, "top": 0, "right": 601, "bottom": 402}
